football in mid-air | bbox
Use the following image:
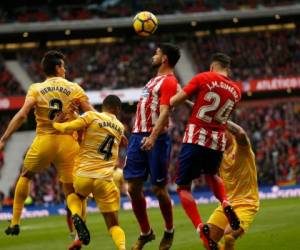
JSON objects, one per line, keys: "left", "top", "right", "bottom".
{"left": 133, "top": 11, "right": 158, "bottom": 37}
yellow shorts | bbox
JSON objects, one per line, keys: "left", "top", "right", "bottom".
{"left": 74, "top": 176, "right": 120, "bottom": 213}
{"left": 207, "top": 204, "right": 258, "bottom": 232}
{"left": 23, "top": 134, "right": 79, "bottom": 183}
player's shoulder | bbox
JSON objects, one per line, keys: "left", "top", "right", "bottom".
{"left": 28, "top": 82, "right": 42, "bottom": 90}
{"left": 62, "top": 79, "right": 82, "bottom": 90}
{"left": 81, "top": 110, "right": 96, "bottom": 120}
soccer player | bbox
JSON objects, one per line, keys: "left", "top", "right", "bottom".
{"left": 206, "top": 121, "right": 259, "bottom": 250}
{"left": 0, "top": 50, "right": 93, "bottom": 235}
{"left": 53, "top": 95, "right": 126, "bottom": 250}
{"left": 170, "top": 53, "right": 241, "bottom": 250}
{"left": 124, "top": 43, "right": 181, "bottom": 250}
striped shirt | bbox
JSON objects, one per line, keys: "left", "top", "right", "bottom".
{"left": 133, "top": 74, "right": 178, "bottom": 133}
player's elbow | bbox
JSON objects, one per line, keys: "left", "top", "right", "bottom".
{"left": 17, "top": 111, "right": 28, "bottom": 121}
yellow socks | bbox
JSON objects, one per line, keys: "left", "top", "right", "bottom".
{"left": 109, "top": 225, "right": 126, "bottom": 250}
{"left": 224, "top": 234, "right": 236, "bottom": 250}
{"left": 11, "top": 177, "right": 30, "bottom": 225}
{"left": 67, "top": 193, "right": 83, "bottom": 217}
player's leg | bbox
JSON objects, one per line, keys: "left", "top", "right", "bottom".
{"left": 66, "top": 206, "right": 75, "bottom": 237}
{"left": 66, "top": 176, "right": 92, "bottom": 245}
{"left": 93, "top": 178, "right": 125, "bottom": 250}
{"left": 201, "top": 147, "right": 240, "bottom": 231}
{"left": 176, "top": 144, "right": 203, "bottom": 229}
{"left": 5, "top": 136, "right": 52, "bottom": 235}
{"left": 127, "top": 178, "right": 155, "bottom": 250}
{"left": 148, "top": 134, "right": 174, "bottom": 250}
{"left": 124, "top": 133, "right": 154, "bottom": 249}
{"left": 223, "top": 205, "right": 258, "bottom": 250}
{"left": 4, "top": 170, "right": 34, "bottom": 235}
{"left": 206, "top": 205, "right": 229, "bottom": 250}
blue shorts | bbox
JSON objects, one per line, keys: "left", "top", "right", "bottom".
{"left": 176, "top": 143, "right": 223, "bottom": 185}
{"left": 124, "top": 133, "right": 171, "bottom": 186}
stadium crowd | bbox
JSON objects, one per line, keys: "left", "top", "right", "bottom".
{"left": 0, "top": 59, "right": 25, "bottom": 97}
{"left": 189, "top": 27, "right": 300, "bottom": 81}
{"left": 12, "top": 26, "right": 300, "bottom": 95}
{"left": 17, "top": 41, "right": 155, "bottom": 91}
{"left": 0, "top": 0, "right": 296, "bottom": 23}
{"left": 1, "top": 99, "right": 299, "bottom": 206}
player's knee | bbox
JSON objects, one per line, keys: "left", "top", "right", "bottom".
{"left": 224, "top": 233, "right": 236, "bottom": 246}
{"left": 152, "top": 185, "right": 167, "bottom": 198}
{"left": 127, "top": 185, "right": 142, "bottom": 198}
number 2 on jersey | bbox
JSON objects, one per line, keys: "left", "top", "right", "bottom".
{"left": 48, "top": 99, "right": 63, "bottom": 120}
{"left": 98, "top": 135, "right": 115, "bottom": 160}
{"left": 197, "top": 92, "right": 234, "bottom": 124}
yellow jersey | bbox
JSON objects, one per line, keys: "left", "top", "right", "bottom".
{"left": 220, "top": 139, "right": 259, "bottom": 208}
{"left": 26, "top": 77, "right": 88, "bottom": 135}
{"left": 54, "top": 111, "right": 124, "bottom": 179}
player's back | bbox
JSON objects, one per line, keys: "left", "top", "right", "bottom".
{"left": 221, "top": 139, "right": 259, "bottom": 207}
{"left": 75, "top": 111, "right": 124, "bottom": 179}
{"left": 27, "top": 77, "right": 87, "bottom": 135}
{"left": 183, "top": 71, "right": 241, "bottom": 150}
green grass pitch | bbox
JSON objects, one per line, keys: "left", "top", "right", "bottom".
{"left": 1, "top": 198, "right": 299, "bottom": 250}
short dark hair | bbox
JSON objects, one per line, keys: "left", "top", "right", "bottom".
{"left": 210, "top": 53, "right": 231, "bottom": 69}
{"left": 41, "top": 50, "right": 65, "bottom": 76}
{"left": 159, "top": 43, "right": 181, "bottom": 67}
{"left": 102, "top": 95, "right": 122, "bottom": 111}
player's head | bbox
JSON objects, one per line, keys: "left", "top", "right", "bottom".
{"left": 152, "top": 43, "right": 181, "bottom": 69}
{"left": 102, "top": 95, "right": 122, "bottom": 116}
{"left": 41, "top": 50, "right": 66, "bottom": 78}
{"left": 210, "top": 53, "right": 231, "bottom": 75}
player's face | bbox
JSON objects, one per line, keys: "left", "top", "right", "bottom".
{"left": 56, "top": 59, "right": 66, "bottom": 78}
{"left": 152, "top": 48, "right": 163, "bottom": 68}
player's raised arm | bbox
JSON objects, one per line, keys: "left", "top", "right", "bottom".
{"left": 170, "top": 76, "right": 199, "bottom": 107}
{"left": 0, "top": 97, "right": 36, "bottom": 150}
{"left": 170, "top": 90, "right": 189, "bottom": 107}
{"left": 53, "top": 112, "right": 92, "bottom": 133}
{"left": 226, "top": 120, "right": 250, "bottom": 146}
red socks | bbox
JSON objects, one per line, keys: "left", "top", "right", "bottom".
{"left": 205, "top": 175, "right": 228, "bottom": 203}
{"left": 177, "top": 188, "right": 202, "bottom": 228}
{"left": 131, "top": 195, "right": 151, "bottom": 234}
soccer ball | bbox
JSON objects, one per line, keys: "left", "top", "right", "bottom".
{"left": 133, "top": 11, "right": 158, "bottom": 37}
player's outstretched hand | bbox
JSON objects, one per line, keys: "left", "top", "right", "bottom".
{"left": 0, "top": 140, "right": 5, "bottom": 151}
{"left": 141, "top": 136, "right": 155, "bottom": 151}
{"left": 53, "top": 112, "right": 68, "bottom": 123}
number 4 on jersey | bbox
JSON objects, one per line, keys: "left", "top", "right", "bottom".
{"left": 98, "top": 135, "right": 115, "bottom": 160}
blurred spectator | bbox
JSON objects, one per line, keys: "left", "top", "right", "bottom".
{"left": 0, "top": 0, "right": 297, "bottom": 23}
{"left": 18, "top": 41, "right": 156, "bottom": 90}
{"left": 0, "top": 150, "right": 4, "bottom": 178}
{"left": 189, "top": 27, "right": 300, "bottom": 81}
{"left": 0, "top": 59, "right": 25, "bottom": 97}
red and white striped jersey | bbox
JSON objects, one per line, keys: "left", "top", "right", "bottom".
{"left": 182, "top": 71, "right": 241, "bottom": 151}
{"left": 133, "top": 74, "right": 178, "bottom": 133}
